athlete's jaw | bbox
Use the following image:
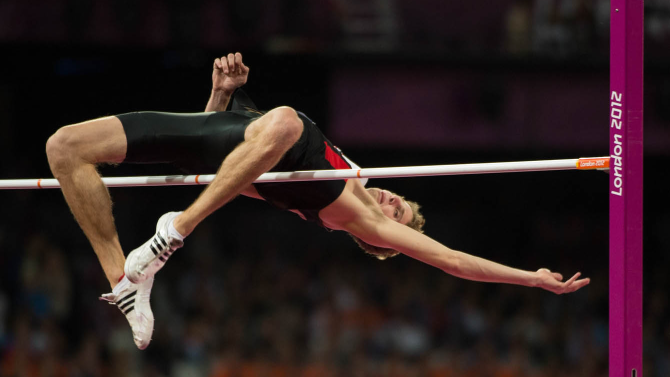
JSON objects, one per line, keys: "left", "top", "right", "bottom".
{"left": 367, "top": 188, "right": 394, "bottom": 208}
{"left": 366, "top": 188, "right": 383, "bottom": 204}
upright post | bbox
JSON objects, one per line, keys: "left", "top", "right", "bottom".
{"left": 609, "top": 0, "right": 644, "bottom": 375}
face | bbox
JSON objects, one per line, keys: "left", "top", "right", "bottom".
{"left": 366, "top": 188, "right": 413, "bottom": 225}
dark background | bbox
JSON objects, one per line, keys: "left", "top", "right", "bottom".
{"left": 0, "top": 0, "right": 668, "bottom": 376}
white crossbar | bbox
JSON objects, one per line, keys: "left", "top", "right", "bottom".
{"left": 0, "top": 157, "right": 608, "bottom": 190}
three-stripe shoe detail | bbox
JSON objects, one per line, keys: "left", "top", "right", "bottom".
{"left": 149, "top": 233, "right": 174, "bottom": 263}
{"left": 125, "top": 211, "right": 184, "bottom": 285}
{"left": 100, "top": 276, "right": 155, "bottom": 350}
{"left": 115, "top": 290, "right": 137, "bottom": 315}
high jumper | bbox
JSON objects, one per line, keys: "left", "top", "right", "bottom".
{"left": 43, "top": 52, "right": 590, "bottom": 349}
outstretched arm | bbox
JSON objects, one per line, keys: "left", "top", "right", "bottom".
{"left": 205, "top": 52, "right": 250, "bottom": 112}
{"left": 347, "top": 216, "right": 589, "bottom": 294}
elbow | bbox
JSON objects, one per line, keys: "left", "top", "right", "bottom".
{"left": 439, "top": 252, "right": 463, "bottom": 276}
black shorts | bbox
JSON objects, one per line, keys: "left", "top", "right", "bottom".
{"left": 118, "top": 110, "right": 255, "bottom": 173}
{"left": 117, "top": 110, "right": 351, "bottom": 222}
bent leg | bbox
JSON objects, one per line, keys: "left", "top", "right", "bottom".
{"left": 46, "top": 116, "right": 128, "bottom": 288}
{"left": 173, "top": 106, "right": 303, "bottom": 236}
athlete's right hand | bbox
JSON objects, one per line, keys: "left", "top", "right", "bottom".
{"left": 212, "top": 52, "right": 249, "bottom": 94}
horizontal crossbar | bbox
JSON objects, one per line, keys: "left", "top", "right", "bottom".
{"left": 0, "top": 157, "right": 609, "bottom": 189}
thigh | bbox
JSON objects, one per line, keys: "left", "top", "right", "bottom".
{"left": 62, "top": 116, "right": 128, "bottom": 164}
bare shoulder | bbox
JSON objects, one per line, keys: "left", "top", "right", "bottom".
{"left": 319, "top": 180, "right": 382, "bottom": 231}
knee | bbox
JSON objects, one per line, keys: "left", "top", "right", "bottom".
{"left": 46, "top": 126, "right": 79, "bottom": 175}
{"left": 265, "top": 106, "right": 303, "bottom": 147}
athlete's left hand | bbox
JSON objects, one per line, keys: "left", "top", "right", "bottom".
{"left": 212, "top": 52, "right": 249, "bottom": 94}
{"left": 534, "top": 268, "right": 590, "bottom": 294}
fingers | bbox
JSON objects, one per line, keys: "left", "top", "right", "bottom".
{"left": 570, "top": 278, "right": 591, "bottom": 292}
{"left": 558, "top": 272, "right": 589, "bottom": 294}
{"left": 234, "top": 52, "right": 243, "bottom": 74}
{"left": 233, "top": 52, "right": 249, "bottom": 74}
{"left": 219, "top": 54, "right": 230, "bottom": 74}
{"left": 214, "top": 53, "right": 246, "bottom": 75}
{"left": 226, "top": 53, "right": 235, "bottom": 74}
{"left": 564, "top": 272, "right": 581, "bottom": 286}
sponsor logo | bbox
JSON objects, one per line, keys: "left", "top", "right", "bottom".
{"left": 579, "top": 159, "right": 608, "bottom": 168}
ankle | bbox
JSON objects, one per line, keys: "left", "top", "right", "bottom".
{"left": 110, "top": 273, "right": 127, "bottom": 290}
{"left": 112, "top": 275, "right": 130, "bottom": 294}
{"left": 172, "top": 215, "right": 190, "bottom": 238}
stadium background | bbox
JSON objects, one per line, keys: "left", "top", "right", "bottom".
{"left": 0, "top": 0, "right": 669, "bottom": 376}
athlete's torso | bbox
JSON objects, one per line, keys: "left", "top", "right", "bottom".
{"left": 225, "top": 89, "right": 354, "bottom": 225}
{"left": 318, "top": 178, "right": 380, "bottom": 231}
{"left": 251, "top": 111, "right": 353, "bottom": 225}
{"left": 243, "top": 177, "right": 377, "bottom": 231}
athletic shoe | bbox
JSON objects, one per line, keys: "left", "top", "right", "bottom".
{"left": 100, "top": 275, "right": 154, "bottom": 349}
{"left": 124, "top": 211, "right": 184, "bottom": 284}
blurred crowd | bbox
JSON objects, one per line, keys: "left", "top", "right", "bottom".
{"left": 0, "top": 180, "right": 667, "bottom": 377}
{"left": 1, "top": 0, "right": 669, "bottom": 57}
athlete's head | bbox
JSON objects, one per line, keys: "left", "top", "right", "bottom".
{"left": 350, "top": 188, "right": 426, "bottom": 260}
